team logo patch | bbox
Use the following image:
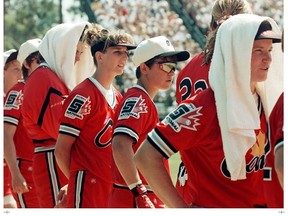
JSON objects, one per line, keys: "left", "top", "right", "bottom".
{"left": 163, "top": 103, "right": 202, "bottom": 132}
{"left": 65, "top": 94, "right": 91, "bottom": 120}
{"left": 4, "top": 90, "right": 23, "bottom": 110}
{"left": 118, "top": 95, "right": 147, "bottom": 120}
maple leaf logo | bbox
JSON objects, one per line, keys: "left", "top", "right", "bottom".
{"left": 79, "top": 96, "right": 91, "bottom": 116}
{"left": 250, "top": 130, "right": 266, "bottom": 156}
{"left": 4, "top": 90, "right": 23, "bottom": 110}
{"left": 163, "top": 103, "right": 203, "bottom": 132}
{"left": 119, "top": 95, "right": 148, "bottom": 120}
{"left": 65, "top": 95, "right": 91, "bottom": 120}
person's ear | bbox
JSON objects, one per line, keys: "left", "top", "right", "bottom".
{"left": 139, "top": 63, "right": 149, "bottom": 75}
{"left": 95, "top": 51, "right": 103, "bottom": 64}
{"left": 23, "top": 60, "right": 30, "bottom": 70}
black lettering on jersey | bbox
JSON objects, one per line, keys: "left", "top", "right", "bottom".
{"left": 65, "top": 95, "right": 91, "bottom": 120}
{"left": 221, "top": 134, "right": 267, "bottom": 178}
{"left": 194, "top": 79, "right": 208, "bottom": 94}
{"left": 95, "top": 119, "right": 113, "bottom": 148}
{"left": 163, "top": 103, "right": 202, "bottom": 132}
{"left": 179, "top": 78, "right": 208, "bottom": 101}
{"left": 4, "top": 90, "right": 23, "bottom": 110}
{"left": 264, "top": 128, "right": 272, "bottom": 181}
{"left": 221, "top": 154, "right": 266, "bottom": 179}
{"left": 118, "top": 95, "right": 147, "bottom": 120}
{"left": 179, "top": 78, "right": 192, "bottom": 101}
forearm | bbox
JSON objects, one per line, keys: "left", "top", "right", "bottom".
{"left": 55, "top": 134, "right": 75, "bottom": 179}
{"left": 135, "top": 141, "right": 188, "bottom": 208}
{"left": 112, "top": 135, "right": 141, "bottom": 187}
{"left": 55, "top": 152, "right": 70, "bottom": 178}
{"left": 4, "top": 125, "right": 21, "bottom": 177}
{"left": 274, "top": 145, "right": 283, "bottom": 188}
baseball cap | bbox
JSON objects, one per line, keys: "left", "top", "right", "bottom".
{"left": 4, "top": 49, "right": 18, "bottom": 65}
{"left": 254, "top": 20, "right": 281, "bottom": 43}
{"left": 17, "top": 38, "right": 42, "bottom": 65}
{"left": 91, "top": 39, "right": 137, "bottom": 56}
{"left": 132, "top": 36, "right": 190, "bottom": 67}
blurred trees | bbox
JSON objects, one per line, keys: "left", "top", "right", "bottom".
{"left": 4, "top": 0, "right": 61, "bottom": 50}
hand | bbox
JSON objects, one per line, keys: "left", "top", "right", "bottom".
{"left": 54, "top": 184, "right": 68, "bottom": 208}
{"left": 11, "top": 172, "right": 30, "bottom": 194}
{"left": 131, "top": 184, "right": 155, "bottom": 208}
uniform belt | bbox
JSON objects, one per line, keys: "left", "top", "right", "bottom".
{"left": 32, "top": 138, "right": 55, "bottom": 143}
{"left": 34, "top": 145, "right": 55, "bottom": 153}
{"left": 113, "top": 183, "right": 153, "bottom": 192}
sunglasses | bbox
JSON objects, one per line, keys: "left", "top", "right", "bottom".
{"left": 154, "top": 61, "right": 177, "bottom": 74}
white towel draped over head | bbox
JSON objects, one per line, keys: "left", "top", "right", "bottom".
{"left": 208, "top": 14, "right": 283, "bottom": 180}
{"left": 38, "top": 22, "right": 95, "bottom": 90}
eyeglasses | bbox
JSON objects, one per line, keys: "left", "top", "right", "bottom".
{"left": 154, "top": 61, "right": 177, "bottom": 74}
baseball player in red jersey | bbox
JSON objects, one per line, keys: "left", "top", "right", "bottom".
{"left": 108, "top": 36, "right": 190, "bottom": 208}
{"left": 55, "top": 27, "right": 136, "bottom": 208}
{"left": 21, "top": 22, "right": 94, "bottom": 208}
{"left": 135, "top": 14, "right": 283, "bottom": 207}
{"left": 4, "top": 39, "right": 41, "bottom": 208}
{"left": 263, "top": 93, "right": 283, "bottom": 208}
{"left": 263, "top": 32, "right": 284, "bottom": 208}
{"left": 3, "top": 49, "right": 21, "bottom": 208}
{"left": 174, "top": 0, "right": 252, "bottom": 204}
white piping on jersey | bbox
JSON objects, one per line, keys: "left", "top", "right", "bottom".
{"left": 75, "top": 171, "right": 85, "bottom": 208}
{"left": 3, "top": 116, "right": 19, "bottom": 126}
{"left": 46, "top": 151, "right": 60, "bottom": 205}
{"left": 34, "top": 146, "right": 55, "bottom": 153}
{"left": 148, "top": 130, "right": 175, "bottom": 158}
{"left": 88, "top": 77, "right": 116, "bottom": 108}
{"left": 59, "top": 125, "right": 80, "bottom": 137}
{"left": 114, "top": 127, "right": 139, "bottom": 142}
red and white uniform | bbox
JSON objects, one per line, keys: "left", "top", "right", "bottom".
{"left": 109, "top": 85, "right": 168, "bottom": 208}
{"left": 175, "top": 52, "right": 210, "bottom": 204}
{"left": 176, "top": 52, "right": 210, "bottom": 104}
{"left": 147, "top": 89, "right": 267, "bottom": 207}
{"left": 21, "top": 65, "right": 69, "bottom": 207}
{"left": 263, "top": 93, "right": 283, "bottom": 207}
{"left": 4, "top": 81, "right": 39, "bottom": 207}
{"left": 3, "top": 94, "right": 16, "bottom": 207}
{"left": 59, "top": 77, "right": 122, "bottom": 208}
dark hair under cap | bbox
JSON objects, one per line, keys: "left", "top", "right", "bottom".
{"left": 5, "top": 51, "right": 18, "bottom": 65}
{"left": 90, "top": 40, "right": 137, "bottom": 56}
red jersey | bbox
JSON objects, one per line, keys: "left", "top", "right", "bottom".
{"left": 263, "top": 93, "right": 283, "bottom": 207}
{"left": 175, "top": 52, "right": 210, "bottom": 204}
{"left": 22, "top": 65, "right": 69, "bottom": 143}
{"left": 59, "top": 77, "right": 122, "bottom": 181}
{"left": 175, "top": 52, "right": 210, "bottom": 104}
{"left": 4, "top": 81, "right": 34, "bottom": 160}
{"left": 111, "top": 85, "right": 169, "bottom": 186}
{"left": 147, "top": 89, "right": 267, "bottom": 207}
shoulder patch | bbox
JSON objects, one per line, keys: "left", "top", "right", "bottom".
{"left": 4, "top": 90, "right": 23, "bottom": 110}
{"left": 65, "top": 94, "right": 91, "bottom": 120}
{"left": 163, "top": 103, "right": 203, "bottom": 132}
{"left": 118, "top": 95, "right": 148, "bottom": 120}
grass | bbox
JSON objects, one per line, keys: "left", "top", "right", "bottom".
{"left": 168, "top": 152, "right": 181, "bottom": 185}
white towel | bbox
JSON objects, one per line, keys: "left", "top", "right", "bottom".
{"left": 209, "top": 14, "right": 283, "bottom": 180}
{"left": 38, "top": 22, "right": 95, "bottom": 90}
